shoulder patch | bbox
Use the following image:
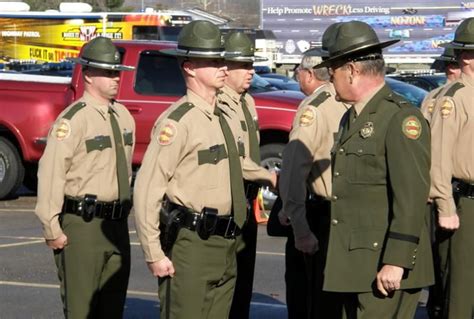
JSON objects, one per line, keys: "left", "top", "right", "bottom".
{"left": 168, "top": 102, "right": 194, "bottom": 122}
{"left": 157, "top": 122, "right": 177, "bottom": 146}
{"left": 443, "top": 82, "right": 464, "bottom": 97}
{"left": 54, "top": 118, "right": 71, "bottom": 141}
{"left": 62, "top": 102, "right": 86, "bottom": 120}
{"left": 299, "top": 107, "right": 316, "bottom": 127}
{"left": 402, "top": 116, "right": 422, "bottom": 140}
{"left": 440, "top": 98, "right": 454, "bottom": 119}
{"left": 308, "top": 91, "right": 331, "bottom": 108}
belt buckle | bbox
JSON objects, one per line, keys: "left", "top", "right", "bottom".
{"left": 224, "top": 216, "right": 237, "bottom": 238}
{"left": 110, "top": 201, "right": 121, "bottom": 220}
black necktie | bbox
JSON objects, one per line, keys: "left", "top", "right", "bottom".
{"left": 214, "top": 106, "right": 247, "bottom": 227}
{"left": 109, "top": 107, "right": 131, "bottom": 203}
{"left": 240, "top": 94, "right": 260, "bottom": 163}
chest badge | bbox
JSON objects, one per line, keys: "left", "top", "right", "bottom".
{"left": 360, "top": 122, "right": 374, "bottom": 139}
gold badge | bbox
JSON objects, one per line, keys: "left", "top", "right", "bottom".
{"left": 158, "top": 122, "right": 177, "bottom": 145}
{"left": 54, "top": 119, "right": 71, "bottom": 141}
{"left": 440, "top": 99, "right": 454, "bottom": 119}
{"left": 299, "top": 108, "right": 315, "bottom": 127}
{"left": 402, "top": 116, "right": 422, "bottom": 140}
{"left": 360, "top": 122, "right": 374, "bottom": 139}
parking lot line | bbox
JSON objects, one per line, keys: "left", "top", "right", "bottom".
{"left": 0, "top": 240, "right": 44, "bottom": 248}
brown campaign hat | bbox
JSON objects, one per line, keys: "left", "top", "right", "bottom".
{"left": 317, "top": 21, "right": 399, "bottom": 68}
{"left": 70, "top": 37, "right": 134, "bottom": 71}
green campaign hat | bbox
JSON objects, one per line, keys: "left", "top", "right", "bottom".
{"left": 440, "top": 17, "right": 474, "bottom": 50}
{"left": 224, "top": 31, "right": 267, "bottom": 62}
{"left": 70, "top": 37, "right": 134, "bottom": 71}
{"left": 160, "top": 20, "right": 225, "bottom": 58}
{"left": 433, "top": 47, "right": 457, "bottom": 63}
{"left": 320, "top": 22, "right": 342, "bottom": 58}
{"left": 318, "top": 21, "right": 399, "bottom": 67}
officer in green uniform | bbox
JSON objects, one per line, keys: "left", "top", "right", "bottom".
{"left": 316, "top": 21, "right": 434, "bottom": 318}
{"left": 35, "top": 37, "right": 135, "bottom": 318}
{"left": 133, "top": 21, "right": 245, "bottom": 319}
{"left": 429, "top": 17, "right": 474, "bottom": 319}
{"left": 218, "top": 31, "right": 277, "bottom": 319}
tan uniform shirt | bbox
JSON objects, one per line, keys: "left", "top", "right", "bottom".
{"left": 430, "top": 73, "right": 474, "bottom": 217}
{"left": 218, "top": 85, "right": 273, "bottom": 183}
{"left": 133, "top": 90, "right": 233, "bottom": 262}
{"left": 280, "top": 83, "right": 349, "bottom": 238}
{"left": 35, "top": 92, "right": 135, "bottom": 239}
{"left": 420, "top": 80, "right": 454, "bottom": 123}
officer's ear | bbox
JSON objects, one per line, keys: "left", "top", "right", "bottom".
{"left": 181, "top": 59, "right": 197, "bottom": 78}
{"left": 82, "top": 66, "right": 93, "bottom": 84}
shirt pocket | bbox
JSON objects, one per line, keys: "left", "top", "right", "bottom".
{"left": 85, "top": 135, "right": 112, "bottom": 171}
{"left": 197, "top": 144, "right": 228, "bottom": 189}
{"left": 345, "top": 141, "right": 385, "bottom": 184}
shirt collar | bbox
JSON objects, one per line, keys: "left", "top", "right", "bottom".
{"left": 186, "top": 89, "right": 215, "bottom": 119}
{"left": 82, "top": 92, "right": 111, "bottom": 119}
{"left": 353, "top": 82, "right": 385, "bottom": 116}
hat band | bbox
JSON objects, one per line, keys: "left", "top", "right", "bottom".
{"left": 77, "top": 57, "right": 133, "bottom": 70}
{"left": 449, "top": 41, "right": 474, "bottom": 49}
{"left": 330, "top": 38, "right": 383, "bottom": 57}
{"left": 177, "top": 44, "right": 224, "bottom": 54}
{"left": 81, "top": 56, "right": 120, "bottom": 66}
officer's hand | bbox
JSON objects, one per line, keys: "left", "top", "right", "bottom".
{"left": 147, "top": 257, "right": 175, "bottom": 278}
{"left": 376, "top": 264, "right": 404, "bottom": 296}
{"left": 46, "top": 233, "right": 68, "bottom": 250}
{"left": 294, "top": 233, "right": 319, "bottom": 255}
{"left": 438, "top": 214, "right": 460, "bottom": 230}
{"left": 278, "top": 210, "right": 291, "bottom": 226}
{"left": 270, "top": 171, "right": 278, "bottom": 190}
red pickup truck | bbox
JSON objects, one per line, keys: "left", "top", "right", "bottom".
{"left": 0, "top": 40, "right": 304, "bottom": 199}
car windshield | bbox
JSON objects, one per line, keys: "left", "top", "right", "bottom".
{"left": 249, "top": 73, "right": 278, "bottom": 93}
{"left": 386, "top": 77, "right": 427, "bottom": 108}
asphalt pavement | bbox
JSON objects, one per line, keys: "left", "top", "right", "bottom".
{"left": 0, "top": 191, "right": 429, "bottom": 318}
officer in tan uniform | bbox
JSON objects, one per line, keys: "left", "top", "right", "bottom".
{"left": 420, "top": 48, "right": 461, "bottom": 122}
{"left": 133, "top": 21, "right": 246, "bottom": 319}
{"left": 429, "top": 17, "right": 474, "bottom": 319}
{"left": 218, "top": 31, "right": 277, "bottom": 319}
{"left": 317, "top": 21, "right": 433, "bottom": 318}
{"left": 35, "top": 37, "right": 135, "bottom": 318}
{"left": 278, "top": 33, "right": 349, "bottom": 317}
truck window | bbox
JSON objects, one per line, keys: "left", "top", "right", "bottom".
{"left": 135, "top": 51, "right": 185, "bottom": 96}
{"left": 133, "top": 26, "right": 182, "bottom": 41}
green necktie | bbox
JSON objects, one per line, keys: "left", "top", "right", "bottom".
{"left": 240, "top": 94, "right": 260, "bottom": 163}
{"left": 109, "top": 107, "right": 131, "bottom": 203}
{"left": 214, "top": 106, "right": 247, "bottom": 227}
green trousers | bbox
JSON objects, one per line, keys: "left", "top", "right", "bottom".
{"left": 340, "top": 289, "right": 421, "bottom": 319}
{"left": 445, "top": 196, "right": 474, "bottom": 319}
{"left": 159, "top": 228, "right": 238, "bottom": 319}
{"left": 54, "top": 214, "right": 131, "bottom": 319}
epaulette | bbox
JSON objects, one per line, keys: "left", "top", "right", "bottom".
{"left": 308, "top": 91, "right": 331, "bottom": 108}
{"left": 432, "top": 88, "right": 443, "bottom": 99}
{"left": 443, "top": 82, "right": 464, "bottom": 97}
{"left": 385, "top": 92, "right": 411, "bottom": 109}
{"left": 62, "top": 102, "right": 86, "bottom": 120}
{"left": 168, "top": 102, "right": 194, "bottom": 122}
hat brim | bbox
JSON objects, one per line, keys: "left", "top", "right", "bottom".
{"left": 439, "top": 41, "right": 474, "bottom": 50}
{"left": 433, "top": 55, "right": 457, "bottom": 62}
{"left": 315, "top": 39, "right": 399, "bottom": 68}
{"left": 159, "top": 48, "right": 225, "bottom": 59}
{"left": 69, "top": 57, "right": 134, "bottom": 71}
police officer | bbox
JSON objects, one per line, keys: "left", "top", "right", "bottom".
{"left": 429, "top": 17, "right": 474, "bottom": 319}
{"left": 218, "top": 31, "right": 277, "bottom": 319}
{"left": 35, "top": 37, "right": 135, "bottom": 318}
{"left": 133, "top": 21, "right": 245, "bottom": 319}
{"left": 421, "top": 48, "right": 461, "bottom": 123}
{"left": 317, "top": 21, "right": 433, "bottom": 318}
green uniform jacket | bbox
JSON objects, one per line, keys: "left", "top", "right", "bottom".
{"left": 324, "top": 85, "right": 434, "bottom": 293}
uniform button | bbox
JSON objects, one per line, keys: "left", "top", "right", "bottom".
{"left": 357, "top": 149, "right": 363, "bottom": 153}
{"left": 338, "top": 148, "right": 344, "bottom": 153}
{"left": 334, "top": 171, "right": 340, "bottom": 177}
{"left": 412, "top": 261, "right": 416, "bottom": 265}
{"left": 332, "top": 195, "right": 338, "bottom": 201}
{"left": 412, "top": 255, "right": 416, "bottom": 259}
{"left": 414, "top": 248, "right": 417, "bottom": 253}
{"left": 373, "top": 242, "right": 378, "bottom": 248}
{"left": 331, "top": 219, "right": 338, "bottom": 226}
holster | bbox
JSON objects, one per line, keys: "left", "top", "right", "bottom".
{"left": 159, "top": 204, "right": 184, "bottom": 255}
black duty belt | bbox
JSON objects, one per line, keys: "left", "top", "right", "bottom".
{"left": 244, "top": 180, "right": 260, "bottom": 200}
{"left": 170, "top": 203, "right": 241, "bottom": 239}
{"left": 62, "top": 195, "right": 131, "bottom": 220}
{"left": 453, "top": 179, "right": 474, "bottom": 199}
{"left": 307, "top": 193, "right": 328, "bottom": 204}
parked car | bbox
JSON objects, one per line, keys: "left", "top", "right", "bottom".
{"left": 258, "top": 73, "right": 301, "bottom": 91}
{"left": 387, "top": 73, "right": 446, "bottom": 92}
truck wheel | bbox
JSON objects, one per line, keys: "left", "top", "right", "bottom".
{"left": 0, "top": 137, "right": 25, "bottom": 199}
{"left": 260, "top": 143, "right": 285, "bottom": 211}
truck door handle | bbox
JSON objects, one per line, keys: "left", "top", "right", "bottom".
{"left": 127, "top": 106, "right": 142, "bottom": 114}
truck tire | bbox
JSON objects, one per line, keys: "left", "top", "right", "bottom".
{"left": 259, "top": 143, "right": 285, "bottom": 211}
{"left": 0, "top": 137, "right": 25, "bottom": 199}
